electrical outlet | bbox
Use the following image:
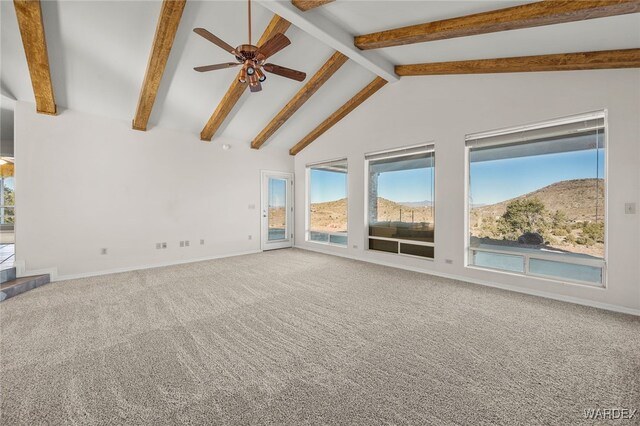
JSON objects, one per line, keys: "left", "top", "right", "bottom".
{"left": 200, "top": 239, "right": 205, "bottom": 245}
{"left": 180, "top": 241, "right": 185, "bottom": 247}
{"left": 156, "top": 243, "right": 162, "bottom": 250}
{"left": 162, "top": 242, "right": 167, "bottom": 249}
{"left": 445, "top": 259, "right": 453, "bottom": 264}
{"left": 248, "top": 235, "right": 252, "bottom": 240}
{"left": 352, "top": 244, "right": 358, "bottom": 249}
{"left": 185, "top": 240, "right": 190, "bottom": 247}
{"left": 100, "top": 248, "right": 108, "bottom": 255}
{"left": 625, "top": 202, "right": 636, "bottom": 214}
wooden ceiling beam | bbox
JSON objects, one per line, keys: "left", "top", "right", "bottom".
{"left": 200, "top": 15, "right": 291, "bottom": 142}
{"left": 13, "top": 0, "right": 56, "bottom": 115}
{"left": 132, "top": 0, "right": 186, "bottom": 131}
{"left": 395, "top": 48, "right": 640, "bottom": 76}
{"left": 289, "top": 76, "right": 387, "bottom": 155}
{"left": 355, "top": 0, "right": 640, "bottom": 50}
{"left": 258, "top": 0, "right": 398, "bottom": 82}
{"left": 292, "top": 0, "right": 335, "bottom": 12}
{"left": 251, "top": 51, "right": 348, "bottom": 149}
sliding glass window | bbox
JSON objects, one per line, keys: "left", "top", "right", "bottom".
{"left": 307, "top": 159, "right": 348, "bottom": 246}
{"left": 467, "top": 111, "right": 606, "bottom": 286}
{"left": 366, "top": 145, "right": 435, "bottom": 259}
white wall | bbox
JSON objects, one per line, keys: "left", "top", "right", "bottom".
{"left": 15, "top": 101, "right": 293, "bottom": 278}
{"left": 294, "top": 69, "right": 640, "bottom": 313}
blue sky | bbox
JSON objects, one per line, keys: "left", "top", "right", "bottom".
{"left": 269, "top": 178, "right": 287, "bottom": 207}
{"left": 378, "top": 168, "right": 433, "bottom": 202}
{"left": 309, "top": 148, "right": 604, "bottom": 206}
{"left": 310, "top": 170, "right": 347, "bottom": 203}
{"left": 470, "top": 149, "right": 604, "bottom": 205}
{"left": 310, "top": 168, "right": 434, "bottom": 203}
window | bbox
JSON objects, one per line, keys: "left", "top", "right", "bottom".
{"left": 467, "top": 112, "right": 606, "bottom": 286}
{"left": 307, "top": 159, "right": 348, "bottom": 246}
{"left": 366, "top": 145, "right": 435, "bottom": 259}
{"left": 0, "top": 176, "right": 14, "bottom": 226}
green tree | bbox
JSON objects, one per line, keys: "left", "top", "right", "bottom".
{"left": 2, "top": 183, "right": 14, "bottom": 224}
{"left": 497, "top": 198, "right": 548, "bottom": 240}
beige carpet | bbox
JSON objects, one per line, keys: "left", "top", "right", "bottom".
{"left": 1, "top": 249, "right": 638, "bottom": 425}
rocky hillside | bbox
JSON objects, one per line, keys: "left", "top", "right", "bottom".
{"left": 309, "top": 197, "right": 434, "bottom": 232}
{"left": 309, "top": 198, "right": 348, "bottom": 232}
{"left": 376, "top": 198, "right": 434, "bottom": 223}
{"left": 308, "top": 179, "right": 603, "bottom": 237}
{"left": 471, "top": 178, "right": 604, "bottom": 223}
{"left": 470, "top": 178, "right": 605, "bottom": 257}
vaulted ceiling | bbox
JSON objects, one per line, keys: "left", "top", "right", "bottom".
{"left": 2, "top": 1, "right": 639, "bottom": 153}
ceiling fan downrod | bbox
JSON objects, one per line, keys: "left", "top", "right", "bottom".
{"left": 248, "top": 0, "right": 252, "bottom": 46}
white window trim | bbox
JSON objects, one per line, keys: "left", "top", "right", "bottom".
{"left": 465, "top": 110, "right": 606, "bottom": 145}
{"left": 305, "top": 158, "right": 349, "bottom": 248}
{"left": 464, "top": 110, "right": 609, "bottom": 288}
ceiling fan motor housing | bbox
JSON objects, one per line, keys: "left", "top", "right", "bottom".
{"left": 237, "top": 44, "right": 259, "bottom": 61}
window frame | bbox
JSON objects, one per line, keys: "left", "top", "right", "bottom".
{"left": 364, "top": 143, "right": 436, "bottom": 261}
{"left": 305, "top": 158, "right": 349, "bottom": 248}
{"left": 464, "top": 111, "right": 608, "bottom": 288}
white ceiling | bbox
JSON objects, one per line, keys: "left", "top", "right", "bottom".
{"left": 1, "top": 1, "right": 639, "bottom": 150}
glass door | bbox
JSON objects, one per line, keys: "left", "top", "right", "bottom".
{"left": 261, "top": 171, "right": 293, "bottom": 250}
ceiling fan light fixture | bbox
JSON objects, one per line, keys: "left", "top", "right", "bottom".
{"left": 193, "top": 0, "right": 306, "bottom": 92}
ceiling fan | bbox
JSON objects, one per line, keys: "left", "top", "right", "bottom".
{"left": 193, "top": 0, "right": 306, "bottom": 93}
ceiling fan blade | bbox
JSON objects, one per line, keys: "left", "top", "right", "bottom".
{"left": 194, "top": 63, "right": 240, "bottom": 72}
{"left": 263, "top": 63, "right": 306, "bottom": 82}
{"left": 249, "top": 82, "right": 263, "bottom": 93}
{"left": 256, "top": 33, "right": 291, "bottom": 61}
{"left": 193, "top": 28, "right": 238, "bottom": 56}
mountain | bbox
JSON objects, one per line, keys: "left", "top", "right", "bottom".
{"left": 397, "top": 200, "right": 433, "bottom": 208}
{"left": 309, "top": 197, "right": 434, "bottom": 232}
{"left": 376, "top": 197, "right": 434, "bottom": 223}
{"left": 471, "top": 178, "right": 604, "bottom": 223}
{"left": 308, "top": 179, "right": 603, "bottom": 233}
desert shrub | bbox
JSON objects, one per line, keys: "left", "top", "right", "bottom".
{"left": 577, "top": 221, "right": 604, "bottom": 245}
{"left": 554, "top": 228, "right": 568, "bottom": 237}
{"left": 497, "top": 198, "right": 549, "bottom": 240}
{"left": 479, "top": 219, "right": 499, "bottom": 239}
{"left": 551, "top": 210, "right": 571, "bottom": 236}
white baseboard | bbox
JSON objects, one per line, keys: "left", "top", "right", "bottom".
{"left": 31, "top": 250, "right": 263, "bottom": 282}
{"left": 295, "top": 244, "right": 640, "bottom": 317}
{"left": 14, "top": 260, "right": 59, "bottom": 280}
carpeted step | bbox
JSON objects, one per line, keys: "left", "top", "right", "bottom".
{"left": 0, "top": 267, "right": 16, "bottom": 284}
{"left": 0, "top": 274, "right": 50, "bottom": 302}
